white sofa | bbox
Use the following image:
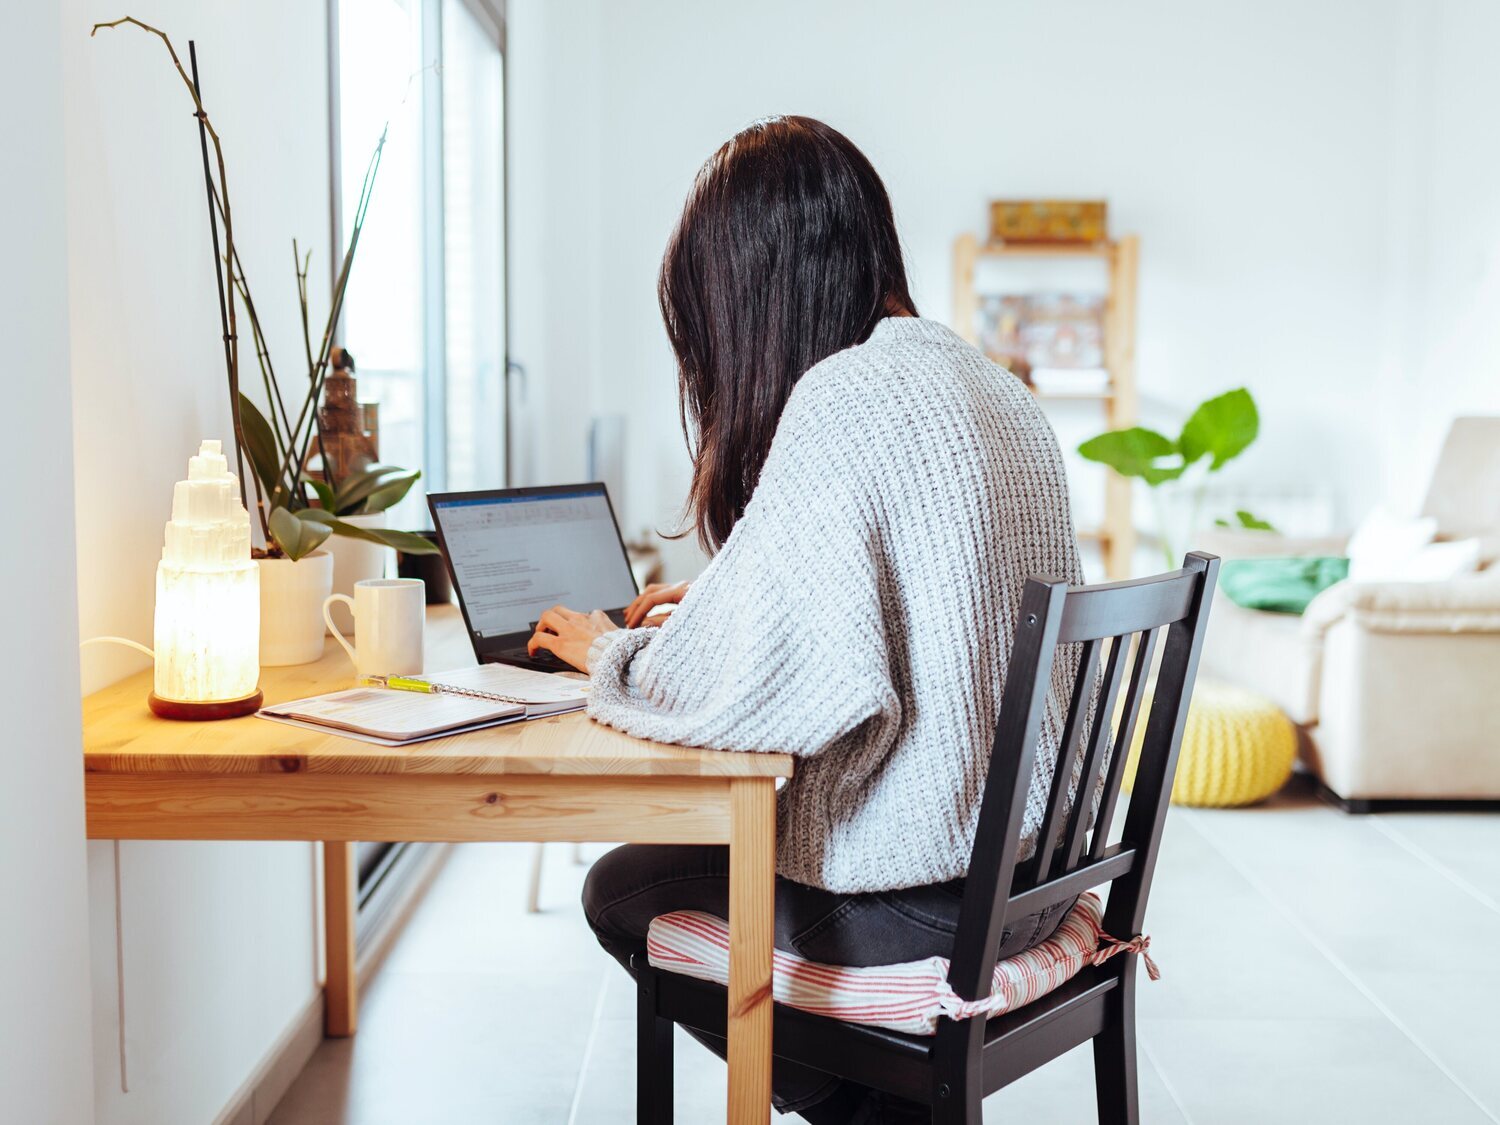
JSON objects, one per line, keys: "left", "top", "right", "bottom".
{"left": 1198, "top": 417, "right": 1500, "bottom": 809}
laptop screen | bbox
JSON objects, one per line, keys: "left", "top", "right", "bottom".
{"left": 430, "top": 485, "right": 638, "bottom": 640}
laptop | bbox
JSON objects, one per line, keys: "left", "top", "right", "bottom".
{"left": 428, "top": 483, "right": 639, "bottom": 673}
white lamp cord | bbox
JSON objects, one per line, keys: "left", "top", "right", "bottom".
{"left": 80, "top": 635, "right": 155, "bottom": 661}
{"left": 79, "top": 636, "right": 149, "bottom": 1093}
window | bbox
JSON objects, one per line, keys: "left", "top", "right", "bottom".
{"left": 331, "top": 0, "right": 506, "bottom": 530}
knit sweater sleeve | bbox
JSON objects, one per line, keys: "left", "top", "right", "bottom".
{"left": 584, "top": 359, "right": 899, "bottom": 756}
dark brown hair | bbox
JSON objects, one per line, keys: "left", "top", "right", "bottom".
{"left": 659, "top": 115, "right": 916, "bottom": 552}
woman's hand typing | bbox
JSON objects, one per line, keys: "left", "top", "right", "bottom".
{"left": 624, "top": 581, "right": 691, "bottom": 627}
{"left": 527, "top": 606, "right": 620, "bottom": 672}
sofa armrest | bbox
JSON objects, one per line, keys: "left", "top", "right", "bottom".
{"left": 1304, "top": 574, "right": 1500, "bottom": 636}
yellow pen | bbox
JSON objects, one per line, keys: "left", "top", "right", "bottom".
{"left": 361, "top": 674, "right": 531, "bottom": 705}
{"left": 361, "top": 674, "right": 434, "bottom": 694}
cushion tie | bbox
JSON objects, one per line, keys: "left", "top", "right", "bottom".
{"left": 1092, "top": 932, "right": 1160, "bottom": 981}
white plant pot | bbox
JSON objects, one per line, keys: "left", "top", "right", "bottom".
{"left": 258, "top": 550, "right": 334, "bottom": 666}
{"left": 325, "top": 511, "right": 393, "bottom": 634}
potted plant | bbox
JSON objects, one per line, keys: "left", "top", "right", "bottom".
{"left": 95, "top": 17, "right": 436, "bottom": 665}
{"left": 235, "top": 325, "right": 436, "bottom": 659}
{"left": 1078, "top": 388, "right": 1272, "bottom": 568}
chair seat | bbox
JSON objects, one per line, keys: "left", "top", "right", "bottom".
{"left": 647, "top": 893, "right": 1105, "bottom": 1035}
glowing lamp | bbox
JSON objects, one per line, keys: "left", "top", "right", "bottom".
{"left": 148, "top": 439, "right": 263, "bottom": 720}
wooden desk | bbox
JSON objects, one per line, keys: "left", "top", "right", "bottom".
{"left": 83, "top": 607, "right": 791, "bottom": 1124}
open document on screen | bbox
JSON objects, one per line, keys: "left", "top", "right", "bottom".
{"left": 433, "top": 489, "right": 638, "bottom": 639}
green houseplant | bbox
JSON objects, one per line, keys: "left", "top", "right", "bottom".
{"left": 1078, "top": 387, "right": 1271, "bottom": 566}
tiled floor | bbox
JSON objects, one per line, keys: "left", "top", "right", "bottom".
{"left": 268, "top": 777, "right": 1500, "bottom": 1124}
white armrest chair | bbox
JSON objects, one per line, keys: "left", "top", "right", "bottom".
{"left": 1199, "top": 417, "right": 1500, "bottom": 809}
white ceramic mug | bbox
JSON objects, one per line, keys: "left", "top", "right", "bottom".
{"left": 322, "top": 578, "right": 425, "bottom": 678}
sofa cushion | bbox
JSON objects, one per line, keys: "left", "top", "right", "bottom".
{"left": 1220, "top": 557, "right": 1349, "bottom": 615}
{"left": 647, "top": 892, "right": 1137, "bottom": 1035}
{"left": 1346, "top": 508, "right": 1439, "bottom": 581}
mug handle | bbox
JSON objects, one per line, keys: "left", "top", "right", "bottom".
{"left": 322, "top": 594, "right": 358, "bottom": 667}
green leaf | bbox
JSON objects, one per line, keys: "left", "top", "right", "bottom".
{"left": 305, "top": 478, "right": 336, "bottom": 511}
{"left": 238, "top": 393, "right": 286, "bottom": 501}
{"left": 357, "top": 470, "right": 420, "bottom": 515}
{"left": 269, "top": 505, "right": 332, "bottom": 561}
{"left": 356, "top": 526, "right": 440, "bottom": 554}
{"left": 1178, "top": 388, "right": 1259, "bottom": 470}
{"left": 1140, "top": 462, "right": 1190, "bottom": 486}
{"left": 300, "top": 509, "right": 439, "bottom": 554}
{"left": 1234, "top": 508, "right": 1277, "bottom": 532}
{"left": 1077, "top": 427, "right": 1187, "bottom": 486}
{"left": 352, "top": 468, "right": 420, "bottom": 519}
{"left": 331, "top": 463, "right": 402, "bottom": 514}
{"left": 1213, "top": 510, "right": 1278, "bottom": 532}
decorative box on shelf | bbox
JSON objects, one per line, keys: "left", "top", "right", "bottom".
{"left": 989, "top": 199, "right": 1108, "bottom": 245}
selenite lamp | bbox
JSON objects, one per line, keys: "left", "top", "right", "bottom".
{"left": 148, "top": 439, "right": 263, "bottom": 719}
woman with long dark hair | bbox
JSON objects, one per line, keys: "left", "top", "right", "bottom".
{"left": 528, "top": 116, "right": 1083, "bottom": 1123}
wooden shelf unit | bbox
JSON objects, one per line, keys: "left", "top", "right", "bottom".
{"left": 951, "top": 232, "right": 1139, "bottom": 578}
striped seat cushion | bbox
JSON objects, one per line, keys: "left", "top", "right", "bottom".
{"left": 648, "top": 892, "right": 1127, "bottom": 1036}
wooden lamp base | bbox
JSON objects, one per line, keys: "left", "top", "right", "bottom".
{"left": 148, "top": 690, "right": 264, "bottom": 721}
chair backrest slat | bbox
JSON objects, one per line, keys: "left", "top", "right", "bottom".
{"left": 946, "top": 553, "right": 1219, "bottom": 1005}
{"left": 1088, "top": 625, "right": 1160, "bottom": 862}
{"left": 1061, "top": 630, "right": 1129, "bottom": 871}
{"left": 1031, "top": 637, "right": 1101, "bottom": 885}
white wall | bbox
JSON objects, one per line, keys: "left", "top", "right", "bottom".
{"left": 64, "top": 2, "right": 329, "bottom": 1121}
{"left": 1, "top": 6, "right": 97, "bottom": 1122}
{"left": 1376, "top": 0, "right": 1500, "bottom": 511}
{"left": 509, "top": 0, "right": 1500, "bottom": 577}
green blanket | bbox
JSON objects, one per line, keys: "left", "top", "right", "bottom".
{"left": 1219, "top": 557, "right": 1349, "bottom": 615}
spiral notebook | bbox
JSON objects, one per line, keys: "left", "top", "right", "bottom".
{"left": 258, "top": 664, "right": 589, "bottom": 746}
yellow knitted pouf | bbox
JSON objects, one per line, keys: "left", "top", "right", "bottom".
{"left": 1122, "top": 681, "right": 1296, "bottom": 807}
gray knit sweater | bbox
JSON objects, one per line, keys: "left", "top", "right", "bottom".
{"left": 586, "top": 317, "right": 1084, "bottom": 893}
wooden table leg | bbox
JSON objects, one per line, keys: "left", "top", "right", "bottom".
{"left": 323, "top": 841, "right": 358, "bottom": 1038}
{"left": 727, "top": 778, "right": 775, "bottom": 1124}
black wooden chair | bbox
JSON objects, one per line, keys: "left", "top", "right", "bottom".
{"left": 631, "top": 552, "right": 1220, "bottom": 1124}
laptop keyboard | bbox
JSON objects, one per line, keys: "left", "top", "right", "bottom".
{"left": 495, "top": 610, "right": 633, "bottom": 670}
{"left": 500, "top": 646, "right": 570, "bottom": 670}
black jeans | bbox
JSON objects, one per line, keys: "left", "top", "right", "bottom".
{"left": 582, "top": 843, "right": 1075, "bottom": 1119}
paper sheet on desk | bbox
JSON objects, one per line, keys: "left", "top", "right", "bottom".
{"left": 261, "top": 687, "right": 525, "bottom": 742}
{"left": 258, "top": 709, "right": 525, "bottom": 747}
